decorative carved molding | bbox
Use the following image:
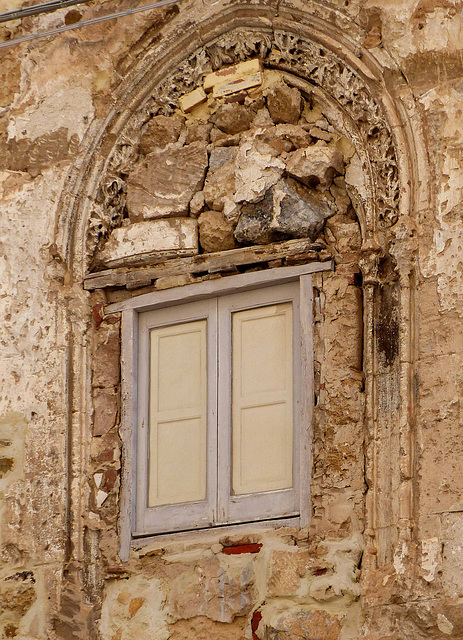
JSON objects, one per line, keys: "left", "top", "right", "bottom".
{"left": 86, "top": 27, "right": 400, "bottom": 264}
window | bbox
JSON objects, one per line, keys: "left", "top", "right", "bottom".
{"left": 112, "top": 262, "right": 330, "bottom": 546}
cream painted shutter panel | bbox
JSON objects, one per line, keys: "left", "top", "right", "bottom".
{"left": 148, "top": 320, "right": 207, "bottom": 507}
{"left": 218, "top": 283, "right": 301, "bottom": 524}
{"left": 136, "top": 299, "right": 217, "bottom": 535}
{"left": 231, "top": 303, "right": 293, "bottom": 495}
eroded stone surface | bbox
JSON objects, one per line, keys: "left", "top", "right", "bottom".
{"left": 126, "top": 142, "right": 208, "bottom": 219}
{"left": 97, "top": 218, "right": 198, "bottom": 266}
{"left": 286, "top": 143, "right": 344, "bottom": 187}
{"left": 266, "top": 83, "right": 303, "bottom": 124}
{"left": 198, "top": 210, "right": 237, "bottom": 252}
{"left": 138, "top": 114, "right": 185, "bottom": 154}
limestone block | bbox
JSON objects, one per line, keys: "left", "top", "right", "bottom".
{"left": 172, "top": 558, "right": 255, "bottom": 623}
{"left": 209, "top": 147, "right": 237, "bottom": 172}
{"left": 213, "top": 72, "right": 263, "bottom": 98}
{"left": 234, "top": 140, "right": 285, "bottom": 203}
{"left": 185, "top": 121, "right": 212, "bottom": 145}
{"left": 442, "top": 513, "right": 463, "bottom": 597}
{"left": 203, "top": 160, "right": 236, "bottom": 211}
{"left": 265, "top": 608, "right": 342, "bottom": 640}
{"left": 212, "top": 102, "right": 254, "bottom": 134}
{"left": 266, "top": 83, "right": 303, "bottom": 124}
{"left": 92, "top": 319, "right": 120, "bottom": 388}
{"left": 286, "top": 143, "right": 344, "bottom": 187}
{"left": 258, "top": 123, "right": 312, "bottom": 154}
{"left": 267, "top": 550, "right": 308, "bottom": 597}
{"left": 98, "top": 219, "right": 198, "bottom": 267}
{"left": 92, "top": 388, "right": 119, "bottom": 437}
{"left": 204, "top": 59, "right": 262, "bottom": 92}
{"left": 168, "top": 616, "right": 247, "bottom": 640}
{"left": 189, "top": 190, "right": 205, "bottom": 217}
{"left": 139, "top": 114, "right": 184, "bottom": 154}
{"left": 179, "top": 87, "right": 207, "bottom": 113}
{"left": 198, "top": 210, "right": 237, "bottom": 252}
{"left": 126, "top": 142, "right": 208, "bottom": 219}
{"left": 100, "top": 576, "right": 168, "bottom": 640}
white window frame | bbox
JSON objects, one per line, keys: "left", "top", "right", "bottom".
{"left": 107, "top": 261, "right": 333, "bottom": 559}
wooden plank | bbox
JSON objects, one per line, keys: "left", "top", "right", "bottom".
{"left": 106, "top": 261, "right": 334, "bottom": 314}
{"left": 84, "top": 239, "right": 331, "bottom": 291}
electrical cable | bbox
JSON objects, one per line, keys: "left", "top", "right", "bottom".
{"left": 0, "top": 0, "right": 94, "bottom": 24}
{"left": 0, "top": 0, "right": 186, "bottom": 49}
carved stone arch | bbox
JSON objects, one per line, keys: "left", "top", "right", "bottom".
{"left": 55, "top": 1, "right": 429, "bottom": 602}
{"left": 56, "top": 2, "right": 426, "bottom": 280}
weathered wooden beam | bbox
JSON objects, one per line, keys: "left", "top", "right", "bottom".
{"left": 83, "top": 238, "right": 332, "bottom": 291}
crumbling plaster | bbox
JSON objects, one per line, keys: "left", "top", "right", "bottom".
{"left": 0, "top": 0, "right": 462, "bottom": 638}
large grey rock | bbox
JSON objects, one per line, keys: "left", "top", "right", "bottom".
{"left": 271, "top": 177, "right": 336, "bottom": 238}
{"left": 234, "top": 189, "right": 279, "bottom": 245}
{"left": 208, "top": 147, "right": 237, "bottom": 172}
{"left": 234, "top": 177, "right": 335, "bottom": 244}
{"left": 126, "top": 142, "right": 208, "bottom": 220}
{"left": 286, "top": 142, "right": 344, "bottom": 187}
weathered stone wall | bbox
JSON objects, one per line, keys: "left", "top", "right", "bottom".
{"left": 1, "top": 1, "right": 463, "bottom": 638}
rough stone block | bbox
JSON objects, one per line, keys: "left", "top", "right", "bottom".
{"left": 204, "top": 59, "right": 262, "bottom": 92}
{"left": 203, "top": 160, "right": 236, "bottom": 211}
{"left": 270, "top": 178, "right": 336, "bottom": 238}
{"left": 198, "top": 210, "right": 236, "bottom": 252}
{"left": 267, "top": 550, "right": 308, "bottom": 597}
{"left": 98, "top": 219, "right": 198, "bottom": 267}
{"left": 92, "top": 388, "right": 119, "bottom": 437}
{"left": 235, "top": 177, "right": 334, "bottom": 244}
{"left": 126, "top": 142, "right": 208, "bottom": 219}
{"left": 139, "top": 114, "right": 184, "bottom": 154}
{"left": 286, "top": 143, "right": 344, "bottom": 187}
{"left": 234, "top": 140, "right": 285, "bottom": 204}
{"left": 92, "top": 320, "right": 120, "bottom": 388}
{"left": 212, "top": 103, "right": 254, "bottom": 135}
{"left": 169, "top": 616, "right": 247, "bottom": 640}
{"left": 267, "top": 608, "right": 342, "bottom": 640}
{"left": 266, "top": 83, "right": 303, "bottom": 124}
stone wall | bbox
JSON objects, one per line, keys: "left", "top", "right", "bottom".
{"left": 1, "top": 1, "right": 463, "bottom": 638}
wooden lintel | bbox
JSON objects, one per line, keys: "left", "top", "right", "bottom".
{"left": 83, "top": 239, "right": 332, "bottom": 291}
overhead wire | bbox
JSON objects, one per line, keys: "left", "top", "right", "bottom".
{"left": 0, "top": 0, "right": 186, "bottom": 49}
{"left": 0, "top": 0, "right": 94, "bottom": 24}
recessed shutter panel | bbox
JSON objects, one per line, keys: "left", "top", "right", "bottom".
{"left": 148, "top": 320, "right": 207, "bottom": 507}
{"left": 218, "top": 284, "right": 301, "bottom": 525}
{"left": 136, "top": 300, "right": 217, "bottom": 535}
{"left": 231, "top": 302, "right": 293, "bottom": 495}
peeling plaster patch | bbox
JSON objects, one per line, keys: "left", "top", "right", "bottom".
{"left": 419, "top": 88, "right": 463, "bottom": 311}
{"left": 8, "top": 86, "right": 94, "bottom": 143}
{"left": 421, "top": 537, "right": 441, "bottom": 582}
{"left": 393, "top": 541, "right": 407, "bottom": 575}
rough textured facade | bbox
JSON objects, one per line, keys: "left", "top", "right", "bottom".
{"left": 1, "top": 0, "right": 463, "bottom": 638}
